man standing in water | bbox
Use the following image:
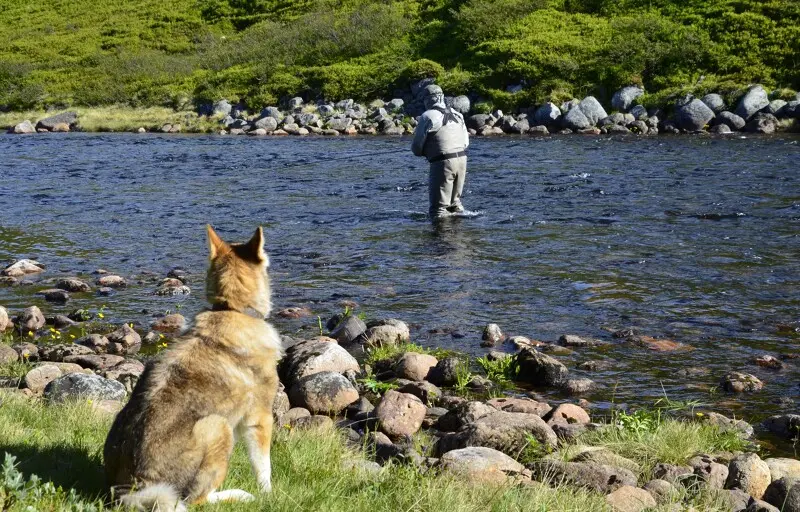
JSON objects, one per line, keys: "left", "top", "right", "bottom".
{"left": 411, "top": 85, "right": 470, "bottom": 219}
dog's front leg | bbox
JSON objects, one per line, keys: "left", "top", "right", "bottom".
{"left": 238, "top": 409, "right": 274, "bottom": 493}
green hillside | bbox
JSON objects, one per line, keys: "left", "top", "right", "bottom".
{"left": 1, "top": 0, "right": 798, "bottom": 112}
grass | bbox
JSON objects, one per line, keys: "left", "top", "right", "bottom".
{"left": 0, "top": 391, "right": 614, "bottom": 512}
{"left": 362, "top": 342, "right": 456, "bottom": 367}
{"left": 0, "top": 106, "right": 223, "bottom": 133}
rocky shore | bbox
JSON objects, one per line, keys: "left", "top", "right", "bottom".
{"left": 6, "top": 83, "right": 800, "bottom": 137}
{"left": 2, "top": 255, "right": 799, "bottom": 512}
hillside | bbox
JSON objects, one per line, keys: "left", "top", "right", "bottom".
{"left": 1, "top": 0, "right": 799, "bottom": 112}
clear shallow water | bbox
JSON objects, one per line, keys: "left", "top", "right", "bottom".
{"left": 0, "top": 133, "right": 798, "bottom": 436}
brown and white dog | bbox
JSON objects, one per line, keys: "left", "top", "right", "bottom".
{"left": 104, "top": 226, "right": 282, "bottom": 511}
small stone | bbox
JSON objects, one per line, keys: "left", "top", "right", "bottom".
{"left": 291, "top": 415, "right": 334, "bottom": 430}
{"left": 546, "top": 403, "right": 590, "bottom": 425}
{"left": 55, "top": 278, "right": 91, "bottom": 293}
{"left": 39, "top": 289, "right": 69, "bottom": 303}
{"left": 605, "top": 485, "right": 657, "bottom": 512}
{"left": 516, "top": 348, "right": 568, "bottom": 387}
{"left": 12, "top": 342, "right": 38, "bottom": 361}
{"left": 280, "top": 407, "right": 311, "bottom": 428}
{"left": 561, "top": 378, "right": 597, "bottom": 395}
{"left": 23, "top": 365, "right": 62, "bottom": 393}
{"left": 63, "top": 354, "right": 125, "bottom": 371}
{"left": 559, "top": 334, "right": 600, "bottom": 347}
{"left": 150, "top": 314, "right": 186, "bottom": 334}
{"left": 481, "top": 324, "right": 505, "bottom": 346}
{"left": 361, "top": 319, "right": 410, "bottom": 347}
{"left": 765, "top": 458, "right": 800, "bottom": 482}
{"left": 18, "top": 306, "right": 46, "bottom": 332}
{"left": 643, "top": 479, "right": 680, "bottom": 504}
{"left": 2, "top": 259, "right": 45, "bottom": 277}
{"left": 96, "top": 275, "right": 127, "bottom": 288}
{"left": 375, "top": 390, "right": 427, "bottom": 437}
{"left": 726, "top": 453, "right": 771, "bottom": 500}
{"left": 276, "top": 306, "right": 313, "bottom": 319}
{"left": 755, "top": 355, "right": 784, "bottom": 370}
{"left": 106, "top": 324, "right": 142, "bottom": 355}
{"left": 722, "top": 372, "right": 764, "bottom": 393}
{"left": 0, "top": 343, "right": 20, "bottom": 364}
{"left": 394, "top": 352, "right": 438, "bottom": 381}
{"left": 76, "top": 334, "right": 110, "bottom": 353}
{"left": 288, "top": 371, "right": 359, "bottom": 414}
{"left": 0, "top": 306, "right": 9, "bottom": 331}
{"left": 487, "top": 397, "right": 550, "bottom": 417}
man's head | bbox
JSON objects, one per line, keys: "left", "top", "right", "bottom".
{"left": 423, "top": 84, "right": 445, "bottom": 110}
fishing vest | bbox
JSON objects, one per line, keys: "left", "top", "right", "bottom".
{"left": 423, "top": 106, "right": 466, "bottom": 162}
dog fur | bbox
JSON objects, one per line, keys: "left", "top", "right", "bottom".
{"left": 104, "top": 225, "right": 282, "bottom": 511}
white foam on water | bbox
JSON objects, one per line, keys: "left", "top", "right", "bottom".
{"left": 451, "top": 209, "right": 484, "bottom": 218}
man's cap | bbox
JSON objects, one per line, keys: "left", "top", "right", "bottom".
{"left": 423, "top": 84, "right": 443, "bottom": 97}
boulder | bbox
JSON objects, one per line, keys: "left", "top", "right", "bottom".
{"left": 572, "top": 448, "right": 640, "bottom": 474}
{"left": 327, "top": 118, "right": 352, "bottom": 132}
{"left": 716, "top": 111, "right": 746, "bottom": 130}
{"left": 427, "top": 356, "right": 461, "bottom": 387}
{"left": 254, "top": 117, "right": 278, "bottom": 132}
{"left": 40, "top": 289, "right": 69, "bottom": 303}
{"left": 0, "top": 343, "right": 19, "bottom": 364}
{"left": 702, "top": 93, "right": 727, "bottom": 114}
{"left": 653, "top": 463, "right": 694, "bottom": 483}
{"left": 18, "top": 306, "right": 46, "bottom": 332}
{"left": 436, "top": 401, "right": 500, "bottom": 432}
{"left": 516, "top": 348, "right": 568, "bottom": 387}
{"left": 279, "top": 407, "right": 311, "bottom": 428}
{"left": 561, "top": 378, "right": 597, "bottom": 395}
{"left": 529, "top": 461, "right": 637, "bottom": 493}
{"left": 677, "top": 98, "right": 715, "bottom": 131}
{"left": 76, "top": 334, "right": 110, "bottom": 353}
{"left": 546, "top": 403, "right": 590, "bottom": 425}
{"left": 10, "top": 120, "right": 36, "bottom": 134}
{"left": 397, "top": 381, "right": 441, "bottom": 405}
{"left": 578, "top": 96, "right": 608, "bottom": 126}
{"left": 260, "top": 107, "right": 284, "bottom": 122}
{"left": 467, "top": 114, "right": 492, "bottom": 131}
{"left": 279, "top": 340, "right": 359, "bottom": 386}
{"left": 611, "top": 87, "right": 644, "bottom": 112}
{"left": 564, "top": 107, "right": 591, "bottom": 131}
{"left": 394, "top": 352, "right": 437, "bottom": 381}
{"left": 629, "top": 105, "right": 648, "bottom": 120}
{"left": 23, "top": 364, "right": 63, "bottom": 393}
{"left": 103, "top": 359, "right": 145, "bottom": 392}
{"left": 765, "top": 99, "right": 788, "bottom": 116}
{"left": 745, "top": 112, "right": 778, "bottom": 134}
{"left": 2, "top": 259, "right": 45, "bottom": 277}
{"left": 438, "top": 410, "right": 557, "bottom": 456}
{"left": 39, "top": 343, "right": 95, "bottom": 362}
{"left": 690, "top": 455, "right": 729, "bottom": 489}
{"left": 44, "top": 373, "right": 126, "bottom": 402}
{"left": 330, "top": 315, "right": 366, "bottom": 345}
{"left": 486, "top": 397, "right": 550, "bottom": 417}
{"left": 360, "top": 319, "right": 410, "bottom": 347}
{"left": 558, "top": 334, "right": 600, "bottom": 347}
{"left": 212, "top": 100, "right": 232, "bottom": 117}
{"left": 439, "top": 447, "right": 525, "bottom": 484}
{"left": 763, "top": 477, "right": 800, "bottom": 512}
{"left": 55, "top": 278, "right": 91, "bottom": 293}
{"left": 375, "top": 390, "right": 427, "bottom": 437}
{"left": 726, "top": 453, "right": 771, "bottom": 499}
{"left": 762, "top": 414, "right": 800, "bottom": 440}
{"left": 605, "top": 485, "right": 657, "bottom": 512}
{"left": 36, "top": 111, "right": 78, "bottom": 131}
{"left": 699, "top": 411, "right": 754, "bottom": 438}
{"left": 288, "top": 371, "right": 359, "bottom": 414}
{"left": 12, "top": 342, "right": 37, "bottom": 360}
{"left": 765, "top": 458, "right": 800, "bottom": 482}
{"left": 0, "top": 306, "right": 8, "bottom": 331}
{"left": 722, "top": 372, "right": 763, "bottom": 392}
{"left": 736, "top": 85, "right": 770, "bottom": 120}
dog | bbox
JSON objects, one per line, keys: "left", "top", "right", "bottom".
{"left": 104, "top": 225, "right": 282, "bottom": 511}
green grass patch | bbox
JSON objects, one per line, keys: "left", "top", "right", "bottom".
{"left": 0, "top": 106, "right": 221, "bottom": 132}
{"left": 0, "top": 391, "right": 615, "bottom": 511}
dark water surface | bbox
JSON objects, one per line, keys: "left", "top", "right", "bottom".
{"left": 1, "top": 133, "right": 798, "bottom": 437}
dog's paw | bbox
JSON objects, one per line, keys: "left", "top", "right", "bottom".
{"left": 207, "top": 489, "right": 255, "bottom": 503}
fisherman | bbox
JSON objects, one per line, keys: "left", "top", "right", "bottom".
{"left": 411, "top": 84, "right": 470, "bottom": 219}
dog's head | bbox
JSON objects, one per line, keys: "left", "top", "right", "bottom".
{"left": 205, "top": 225, "right": 272, "bottom": 318}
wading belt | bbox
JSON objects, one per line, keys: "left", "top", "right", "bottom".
{"left": 429, "top": 151, "right": 466, "bottom": 163}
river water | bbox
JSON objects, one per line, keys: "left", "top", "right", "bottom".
{"left": 1, "top": 133, "right": 798, "bottom": 438}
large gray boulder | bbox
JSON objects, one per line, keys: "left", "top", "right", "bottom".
{"left": 763, "top": 414, "right": 800, "bottom": 440}
{"left": 716, "top": 111, "right": 746, "bottom": 131}
{"left": 439, "top": 447, "right": 525, "bottom": 483}
{"left": 467, "top": 114, "right": 492, "bottom": 130}
{"left": 765, "top": 458, "right": 800, "bottom": 482}
{"left": 578, "top": 96, "right": 608, "bottom": 126}
{"left": 260, "top": 107, "right": 284, "bottom": 122}
{"left": 44, "top": 373, "right": 126, "bottom": 402}
{"left": 745, "top": 112, "right": 778, "bottom": 134}
{"left": 279, "top": 340, "right": 359, "bottom": 387}
{"left": 532, "top": 102, "right": 561, "bottom": 126}
{"left": 765, "top": 99, "right": 788, "bottom": 116}
{"left": 212, "top": 100, "right": 232, "bottom": 117}
{"left": 330, "top": 315, "right": 367, "bottom": 345}
{"left": 736, "top": 85, "right": 770, "bottom": 120}
{"left": 288, "top": 371, "right": 359, "bottom": 414}
{"left": 327, "top": 117, "right": 352, "bottom": 132}
{"left": 611, "top": 86, "right": 644, "bottom": 112}
{"left": 36, "top": 112, "right": 78, "bottom": 131}
{"left": 360, "top": 319, "right": 409, "bottom": 347}
{"left": 702, "top": 93, "right": 727, "bottom": 114}
{"left": 676, "top": 98, "right": 715, "bottom": 131}
{"left": 254, "top": 117, "right": 278, "bottom": 132}
{"left": 10, "top": 120, "right": 36, "bottom": 134}
{"left": 516, "top": 348, "right": 568, "bottom": 387}
{"left": 563, "top": 107, "right": 591, "bottom": 131}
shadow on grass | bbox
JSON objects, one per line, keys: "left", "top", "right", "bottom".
{"left": 0, "top": 441, "right": 108, "bottom": 499}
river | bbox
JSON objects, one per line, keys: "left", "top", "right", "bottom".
{"left": 1, "top": 133, "right": 798, "bottom": 441}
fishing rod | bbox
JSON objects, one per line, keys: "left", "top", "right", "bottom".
{"left": 268, "top": 148, "right": 408, "bottom": 170}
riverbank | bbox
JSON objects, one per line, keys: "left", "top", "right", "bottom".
{"left": 1, "top": 253, "right": 800, "bottom": 511}
{"left": 3, "top": 84, "right": 800, "bottom": 137}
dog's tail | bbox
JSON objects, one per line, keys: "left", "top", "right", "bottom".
{"left": 119, "top": 484, "right": 187, "bottom": 512}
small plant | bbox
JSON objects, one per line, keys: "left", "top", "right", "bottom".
{"left": 364, "top": 343, "right": 433, "bottom": 366}
{"left": 357, "top": 376, "right": 398, "bottom": 395}
{"left": 453, "top": 359, "right": 473, "bottom": 394}
{"left": 317, "top": 315, "right": 324, "bottom": 336}
{"left": 475, "top": 355, "right": 519, "bottom": 387}
{"left": 517, "top": 432, "right": 551, "bottom": 465}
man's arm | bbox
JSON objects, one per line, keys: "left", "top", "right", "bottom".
{"left": 411, "top": 114, "right": 432, "bottom": 156}
{"left": 459, "top": 113, "right": 470, "bottom": 149}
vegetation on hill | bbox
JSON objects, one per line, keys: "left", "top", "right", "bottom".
{"left": 1, "top": 0, "right": 798, "bottom": 112}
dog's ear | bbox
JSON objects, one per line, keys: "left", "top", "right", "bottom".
{"left": 241, "top": 226, "right": 267, "bottom": 263}
{"left": 206, "top": 224, "right": 230, "bottom": 260}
